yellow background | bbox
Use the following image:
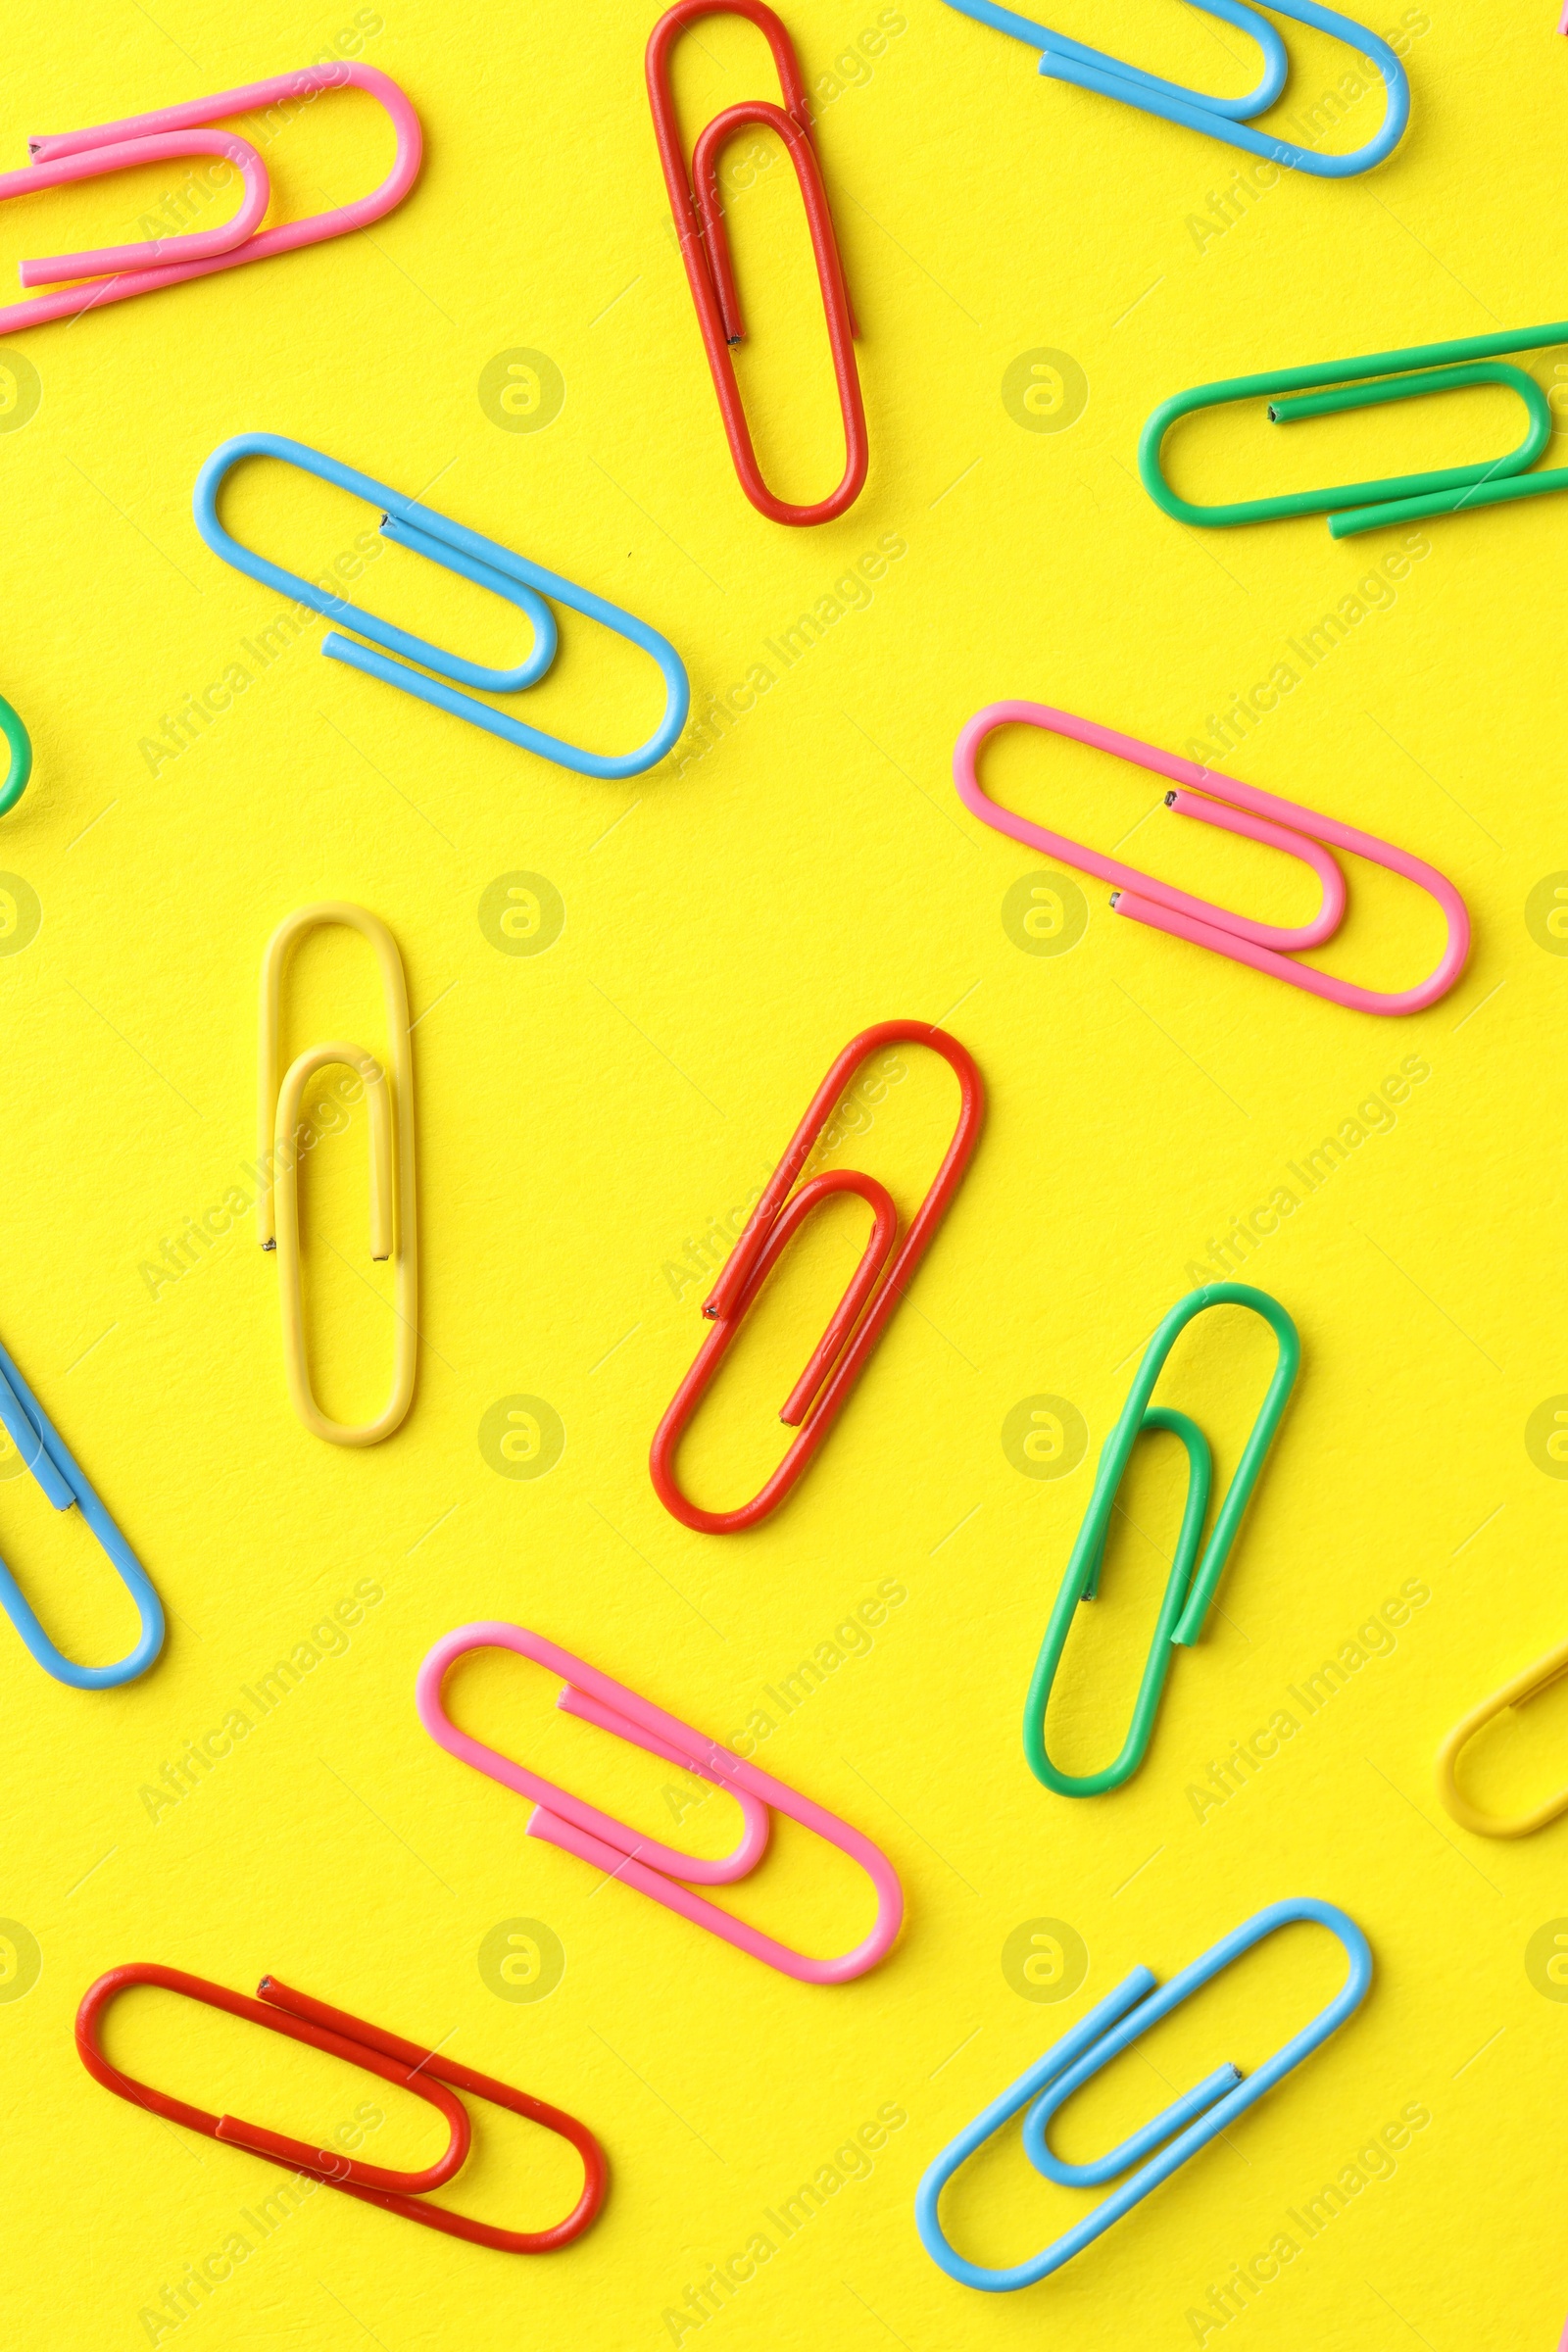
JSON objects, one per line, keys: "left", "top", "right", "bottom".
{"left": 0, "top": 2, "right": 1561, "bottom": 2346}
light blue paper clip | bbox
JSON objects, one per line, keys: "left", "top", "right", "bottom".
{"left": 0, "top": 1329, "right": 164, "bottom": 1688}
{"left": 915, "top": 1898, "right": 1372, "bottom": 2292}
{"left": 193, "top": 433, "right": 690, "bottom": 780}
{"left": 940, "top": 1, "right": 1410, "bottom": 177}
{"left": 0, "top": 692, "right": 31, "bottom": 818}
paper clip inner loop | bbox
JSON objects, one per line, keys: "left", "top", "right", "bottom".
{"left": 0, "top": 692, "right": 31, "bottom": 818}
{"left": 646, "top": 0, "right": 868, "bottom": 525}
{"left": 955, "top": 702, "right": 1469, "bottom": 1016}
{"left": 259, "top": 903, "right": 416, "bottom": 1447}
{"left": 1023, "top": 1284, "right": 1299, "bottom": 1797}
{"left": 416, "top": 1622, "right": 905, "bottom": 1984}
{"left": 650, "top": 1019, "right": 984, "bottom": 1532}
{"left": 76, "top": 1963, "right": 607, "bottom": 2253}
{"left": 915, "top": 1898, "right": 1372, "bottom": 2291}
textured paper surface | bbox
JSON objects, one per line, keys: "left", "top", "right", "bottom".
{"left": 0, "top": 3, "right": 1560, "bottom": 2347}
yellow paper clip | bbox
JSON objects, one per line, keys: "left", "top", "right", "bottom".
{"left": 259, "top": 903, "right": 416, "bottom": 1447}
{"left": 1435, "top": 1635, "right": 1568, "bottom": 1838}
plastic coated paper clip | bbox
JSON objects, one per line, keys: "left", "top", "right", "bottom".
{"left": 195, "top": 432, "right": 689, "bottom": 778}
{"left": 259, "top": 903, "right": 416, "bottom": 1447}
{"left": 1141, "top": 319, "right": 1568, "bottom": 539}
{"left": 939, "top": 2, "right": 1408, "bottom": 177}
{"left": 646, "top": 0, "right": 867, "bottom": 525}
{"left": 76, "top": 1964, "right": 606, "bottom": 2253}
{"left": 650, "top": 1020, "right": 984, "bottom": 1533}
{"left": 0, "top": 1325, "right": 164, "bottom": 1688}
{"left": 0, "top": 65, "right": 421, "bottom": 335}
{"left": 1436, "top": 1634, "right": 1568, "bottom": 1838}
{"left": 955, "top": 703, "right": 1469, "bottom": 1016}
{"left": 915, "top": 1898, "right": 1372, "bottom": 2291}
{"left": 0, "top": 692, "right": 30, "bottom": 817}
{"left": 1024, "top": 1285, "right": 1298, "bottom": 1797}
{"left": 416, "top": 1623, "right": 905, "bottom": 1984}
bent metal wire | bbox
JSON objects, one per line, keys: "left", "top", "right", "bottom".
{"left": 650, "top": 1020, "right": 984, "bottom": 1532}
{"left": 76, "top": 1964, "right": 607, "bottom": 2252}
{"left": 259, "top": 903, "right": 416, "bottom": 1448}
{"left": 954, "top": 702, "right": 1469, "bottom": 1016}
{"left": 194, "top": 432, "right": 690, "bottom": 778}
{"left": 416, "top": 1622, "right": 905, "bottom": 1984}
{"left": 0, "top": 65, "right": 422, "bottom": 335}
{"left": 1140, "top": 319, "right": 1568, "bottom": 538}
{"left": 0, "top": 692, "right": 30, "bottom": 817}
{"left": 915, "top": 1898, "right": 1373, "bottom": 2291}
{"left": 0, "top": 1324, "right": 164, "bottom": 1689}
{"left": 1023, "top": 1285, "right": 1299, "bottom": 1798}
{"left": 646, "top": 0, "right": 867, "bottom": 525}
{"left": 1436, "top": 1632, "right": 1568, "bottom": 1839}
{"left": 939, "top": 0, "right": 1409, "bottom": 177}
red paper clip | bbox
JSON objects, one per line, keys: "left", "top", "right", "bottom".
{"left": 645, "top": 0, "right": 867, "bottom": 525}
{"left": 650, "top": 1020, "right": 984, "bottom": 1532}
{"left": 76, "top": 1964, "right": 606, "bottom": 2254}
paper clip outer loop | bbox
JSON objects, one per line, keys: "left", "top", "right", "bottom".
{"left": 1023, "top": 1285, "right": 1298, "bottom": 1797}
{"left": 0, "top": 693, "right": 32, "bottom": 818}
{"left": 955, "top": 703, "right": 1470, "bottom": 1017}
{"left": 650, "top": 1019, "right": 984, "bottom": 1533}
{"left": 0, "top": 65, "right": 421, "bottom": 335}
{"left": 1139, "top": 321, "right": 1568, "bottom": 539}
{"left": 0, "top": 1327, "right": 164, "bottom": 1688}
{"left": 646, "top": 0, "right": 868, "bottom": 526}
{"left": 259, "top": 904, "right": 416, "bottom": 1447}
{"left": 194, "top": 433, "right": 690, "bottom": 779}
{"left": 914, "top": 1897, "right": 1372, "bottom": 2292}
{"left": 416, "top": 1623, "right": 905, "bottom": 1985}
{"left": 1435, "top": 1634, "right": 1568, "bottom": 1838}
{"left": 941, "top": 1, "right": 1409, "bottom": 178}
{"left": 76, "top": 1964, "right": 608, "bottom": 2253}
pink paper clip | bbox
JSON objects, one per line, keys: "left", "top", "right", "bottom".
{"left": 416, "top": 1623, "right": 904, "bottom": 1985}
{"left": 954, "top": 702, "right": 1469, "bottom": 1017}
{"left": 0, "top": 64, "right": 420, "bottom": 335}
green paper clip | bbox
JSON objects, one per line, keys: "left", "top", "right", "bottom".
{"left": 1140, "top": 318, "right": 1568, "bottom": 539}
{"left": 1023, "top": 1284, "right": 1298, "bottom": 1797}
{"left": 0, "top": 693, "right": 31, "bottom": 818}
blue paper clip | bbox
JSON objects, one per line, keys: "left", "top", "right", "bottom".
{"left": 0, "top": 692, "right": 31, "bottom": 817}
{"left": 193, "top": 433, "right": 690, "bottom": 780}
{"left": 915, "top": 1897, "right": 1372, "bottom": 2292}
{"left": 0, "top": 1328, "right": 164, "bottom": 1687}
{"left": 940, "top": 1, "right": 1410, "bottom": 177}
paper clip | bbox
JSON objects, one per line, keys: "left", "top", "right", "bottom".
{"left": 259, "top": 903, "right": 416, "bottom": 1447}
{"left": 916, "top": 1897, "right": 1372, "bottom": 2291}
{"left": 650, "top": 1020, "right": 984, "bottom": 1533}
{"left": 1023, "top": 1285, "right": 1298, "bottom": 1797}
{"left": 955, "top": 703, "right": 1469, "bottom": 1017}
{"left": 416, "top": 1623, "right": 905, "bottom": 1984}
{"left": 0, "top": 66, "right": 421, "bottom": 336}
{"left": 1436, "top": 1634, "right": 1568, "bottom": 1838}
{"left": 939, "top": 2, "right": 1408, "bottom": 177}
{"left": 646, "top": 0, "right": 867, "bottom": 526}
{"left": 195, "top": 433, "right": 689, "bottom": 778}
{"left": 1141, "top": 318, "right": 1568, "bottom": 539}
{"left": 0, "top": 1326, "right": 164, "bottom": 1688}
{"left": 76, "top": 1963, "right": 606, "bottom": 2253}
{"left": 0, "top": 692, "right": 30, "bottom": 817}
